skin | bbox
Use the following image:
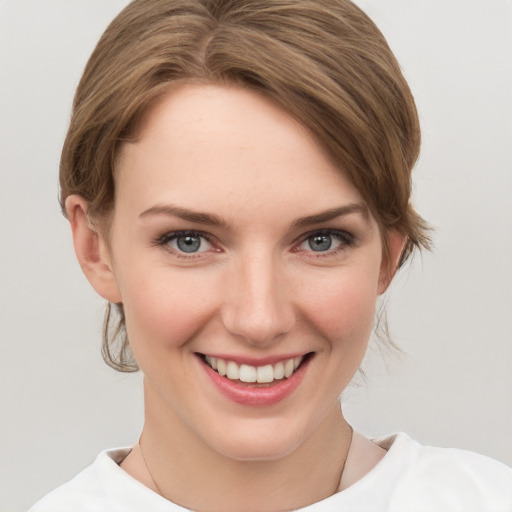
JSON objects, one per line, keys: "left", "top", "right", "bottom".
{"left": 67, "top": 84, "right": 403, "bottom": 511}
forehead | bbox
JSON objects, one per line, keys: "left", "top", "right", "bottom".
{"left": 115, "top": 84, "right": 368, "bottom": 224}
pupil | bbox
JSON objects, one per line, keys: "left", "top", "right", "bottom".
{"left": 177, "top": 235, "right": 201, "bottom": 253}
{"left": 309, "top": 234, "right": 332, "bottom": 251}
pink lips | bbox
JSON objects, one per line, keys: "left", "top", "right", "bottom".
{"left": 200, "top": 355, "right": 310, "bottom": 406}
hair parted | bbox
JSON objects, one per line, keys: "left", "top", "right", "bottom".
{"left": 61, "top": 0, "right": 431, "bottom": 372}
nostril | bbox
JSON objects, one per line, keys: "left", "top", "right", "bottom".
{"left": 221, "top": 303, "right": 295, "bottom": 346}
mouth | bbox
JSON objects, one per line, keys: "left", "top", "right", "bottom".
{"left": 199, "top": 353, "right": 313, "bottom": 388}
{"left": 198, "top": 352, "right": 313, "bottom": 405}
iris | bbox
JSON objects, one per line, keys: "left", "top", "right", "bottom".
{"left": 177, "top": 234, "right": 202, "bottom": 253}
{"left": 308, "top": 234, "right": 332, "bottom": 252}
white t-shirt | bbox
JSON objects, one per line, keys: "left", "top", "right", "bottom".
{"left": 29, "top": 433, "right": 512, "bottom": 512}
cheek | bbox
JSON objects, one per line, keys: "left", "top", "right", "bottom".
{"left": 119, "top": 269, "right": 218, "bottom": 353}
{"left": 301, "top": 268, "right": 380, "bottom": 344}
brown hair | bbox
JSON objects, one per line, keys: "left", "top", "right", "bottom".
{"left": 61, "top": 0, "right": 431, "bottom": 372}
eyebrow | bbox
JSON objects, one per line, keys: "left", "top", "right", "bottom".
{"left": 139, "top": 202, "right": 369, "bottom": 229}
{"left": 290, "top": 203, "right": 369, "bottom": 228}
{"left": 139, "top": 204, "right": 230, "bottom": 228}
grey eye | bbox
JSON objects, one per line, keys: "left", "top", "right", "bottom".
{"left": 307, "top": 234, "right": 332, "bottom": 252}
{"left": 159, "top": 230, "right": 214, "bottom": 256}
{"left": 176, "top": 234, "right": 202, "bottom": 253}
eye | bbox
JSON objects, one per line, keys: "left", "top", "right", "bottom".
{"left": 307, "top": 233, "right": 334, "bottom": 252}
{"left": 297, "top": 230, "right": 355, "bottom": 254}
{"left": 157, "top": 231, "right": 213, "bottom": 255}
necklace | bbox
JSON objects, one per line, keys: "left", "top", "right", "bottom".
{"left": 138, "top": 435, "right": 164, "bottom": 497}
{"left": 138, "top": 426, "right": 353, "bottom": 501}
{"left": 335, "top": 424, "right": 353, "bottom": 492}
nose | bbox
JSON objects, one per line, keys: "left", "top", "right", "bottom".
{"left": 221, "top": 252, "right": 295, "bottom": 347}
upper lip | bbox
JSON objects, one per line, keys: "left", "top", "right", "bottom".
{"left": 197, "top": 352, "right": 313, "bottom": 366}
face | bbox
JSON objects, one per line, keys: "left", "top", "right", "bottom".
{"left": 99, "top": 85, "right": 391, "bottom": 461}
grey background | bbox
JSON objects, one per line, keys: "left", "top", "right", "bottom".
{"left": 1, "top": 1, "right": 511, "bottom": 510}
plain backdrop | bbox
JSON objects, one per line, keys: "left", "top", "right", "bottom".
{"left": 1, "top": 1, "right": 511, "bottom": 510}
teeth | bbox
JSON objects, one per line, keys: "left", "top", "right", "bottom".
{"left": 284, "top": 359, "right": 294, "bottom": 378}
{"left": 204, "top": 355, "right": 305, "bottom": 384}
{"left": 226, "top": 361, "right": 239, "bottom": 380}
{"left": 239, "top": 364, "right": 257, "bottom": 383}
{"left": 217, "top": 358, "right": 227, "bottom": 376}
{"left": 256, "top": 364, "right": 274, "bottom": 383}
{"left": 274, "top": 361, "right": 285, "bottom": 380}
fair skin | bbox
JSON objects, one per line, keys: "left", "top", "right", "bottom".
{"left": 67, "top": 84, "right": 403, "bottom": 511}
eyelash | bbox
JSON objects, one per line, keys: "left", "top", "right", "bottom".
{"left": 153, "top": 229, "right": 356, "bottom": 258}
{"left": 294, "top": 229, "right": 356, "bottom": 258}
{"left": 153, "top": 230, "right": 215, "bottom": 258}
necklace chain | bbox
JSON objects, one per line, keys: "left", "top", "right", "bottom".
{"left": 138, "top": 427, "right": 353, "bottom": 500}
{"left": 138, "top": 435, "right": 165, "bottom": 497}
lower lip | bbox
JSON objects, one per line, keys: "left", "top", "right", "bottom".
{"left": 200, "top": 357, "right": 311, "bottom": 406}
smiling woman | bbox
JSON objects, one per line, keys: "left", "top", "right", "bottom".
{"left": 26, "top": 0, "right": 512, "bottom": 511}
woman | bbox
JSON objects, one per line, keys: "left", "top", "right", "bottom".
{"left": 29, "top": 0, "right": 511, "bottom": 510}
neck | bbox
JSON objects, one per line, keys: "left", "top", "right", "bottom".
{"left": 132, "top": 379, "right": 353, "bottom": 512}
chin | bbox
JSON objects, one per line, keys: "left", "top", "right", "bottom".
{"left": 203, "top": 417, "right": 313, "bottom": 463}
{"left": 217, "top": 438, "right": 302, "bottom": 463}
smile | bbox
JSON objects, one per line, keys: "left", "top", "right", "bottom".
{"left": 198, "top": 353, "right": 313, "bottom": 406}
{"left": 204, "top": 355, "right": 304, "bottom": 384}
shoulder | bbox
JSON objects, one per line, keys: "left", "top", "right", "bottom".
{"left": 372, "top": 433, "right": 512, "bottom": 511}
{"left": 28, "top": 453, "right": 108, "bottom": 512}
{"left": 28, "top": 448, "right": 179, "bottom": 512}
{"left": 291, "top": 432, "right": 512, "bottom": 512}
{"left": 381, "top": 432, "right": 512, "bottom": 481}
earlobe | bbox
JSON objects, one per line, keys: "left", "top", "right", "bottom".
{"left": 378, "top": 230, "right": 406, "bottom": 295}
{"left": 65, "top": 195, "right": 122, "bottom": 303}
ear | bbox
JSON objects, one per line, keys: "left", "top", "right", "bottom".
{"left": 65, "top": 195, "right": 122, "bottom": 303}
{"left": 378, "top": 230, "right": 406, "bottom": 294}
